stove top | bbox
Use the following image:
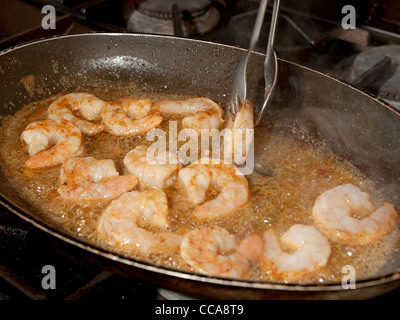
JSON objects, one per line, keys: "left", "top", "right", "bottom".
{"left": 0, "top": 208, "right": 161, "bottom": 300}
{"left": 1, "top": 0, "right": 400, "bottom": 300}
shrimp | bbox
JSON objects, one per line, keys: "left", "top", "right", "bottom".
{"left": 178, "top": 160, "right": 249, "bottom": 220}
{"left": 123, "top": 145, "right": 182, "bottom": 189}
{"left": 58, "top": 157, "right": 138, "bottom": 201}
{"left": 312, "top": 183, "right": 398, "bottom": 245}
{"left": 47, "top": 93, "right": 107, "bottom": 135}
{"left": 153, "top": 97, "right": 224, "bottom": 133}
{"left": 262, "top": 225, "right": 331, "bottom": 282}
{"left": 21, "top": 119, "right": 82, "bottom": 169}
{"left": 223, "top": 100, "right": 254, "bottom": 164}
{"left": 102, "top": 99, "right": 163, "bottom": 136}
{"left": 180, "top": 226, "right": 263, "bottom": 278}
{"left": 97, "top": 189, "right": 182, "bottom": 255}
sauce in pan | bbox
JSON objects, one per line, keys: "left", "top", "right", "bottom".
{"left": 0, "top": 87, "right": 398, "bottom": 284}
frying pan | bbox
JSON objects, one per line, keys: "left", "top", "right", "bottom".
{"left": 1, "top": 33, "right": 400, "bottom": 300}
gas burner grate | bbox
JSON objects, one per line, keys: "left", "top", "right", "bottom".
{"left": 0, "top": 211, "right": 158, "bottom": 300}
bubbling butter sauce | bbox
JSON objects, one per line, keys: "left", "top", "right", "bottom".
{"left": 0, "top": 87, "right": 398, "bottom": 284}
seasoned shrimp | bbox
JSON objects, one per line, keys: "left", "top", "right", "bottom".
{"left": 180, "top": 226, "right": 263, "bottom": 278}
{"left": 223, "top": 100, "right": 254, "bottom": 164}
{"left": 58, "top": 157, "right": 138, "bottom": 200}
{"left": 123, "top": 145, "right": 182, "bottom": 189}
{"left": 97, "top": 189, "right": 182, "bottom": 255}
{"left": 102, "top": 99, "right": 163, "bottom": 136}
{"left": 21, "top": 119, "right": 82, "bottom": 169}
{"left": 178, "top": 160, "right": 249, "bottom": 220}
{"left": 312, "top": 183, "right": 398, "bottom": 245}
{"left": 153, "top": 97, "right": 224, "bottom": 133}
{"left": 262, "top": 225, "right": 331, "bottom": 282}
{"left": 47, "top": 93, "right": 107, "bottom": 135}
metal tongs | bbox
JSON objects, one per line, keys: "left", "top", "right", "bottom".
{"left": 230, "top": 0, "right": 280, "bottom": 126}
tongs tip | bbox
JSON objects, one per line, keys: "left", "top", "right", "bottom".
{"left": 229, "top": 0, "right": 280, "bottom": 125}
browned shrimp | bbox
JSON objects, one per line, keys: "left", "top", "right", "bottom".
{"left": 58, "top": 157, "right": 138, "bottom": 201}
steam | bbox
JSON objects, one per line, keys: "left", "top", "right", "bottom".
{"left": 300, "top": 105, "right": 400, "bottom": 205}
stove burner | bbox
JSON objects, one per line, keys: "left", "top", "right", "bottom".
{"left": 126, "top": 0, "right": 221, "bottom": 36}
{"left": 348, "top": 45, "right": 400, "bottom": 108}
{"left": 138, "top": 0, "right": 211, "bottom": 19}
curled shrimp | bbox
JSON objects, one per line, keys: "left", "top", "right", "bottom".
{"left": 178, "top": 160, "right": 249, "bottom": 220}
{"left": 123, "top": 145, "right": 182, "bottom": 189}
{"left": 21, "top": 119, "right": 82, "bottom": 169}
{"left": 102, "top": 99, "right": 163, "bottom": 136}
{"left": 223, "top": 100, "right": 254, "bottom": 164}
{"left": 180, "top": 226, "right": 263, "bottom": 278}
{"left": 58, "top": 157, "right": 138, "bottom": 201}
{"left": 97, "top": 189, "right": 182, "bottom": 255}
{"left": 47, "top": 93, "right": 107, "bottom": 135}
{"left": 312, "top": 183, "right": 398, "bottom": 245}
{"left": 262, "top": 224, "right": 331, "bottom": 282}
{"left": 153, "top": 97, "right": 224, "bottom": 133}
